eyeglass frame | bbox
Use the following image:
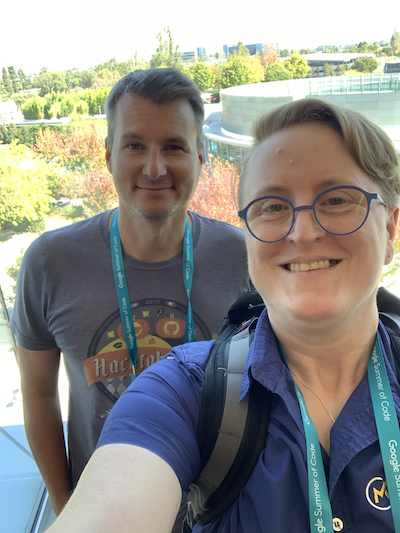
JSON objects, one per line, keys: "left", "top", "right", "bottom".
{"left": 237, "top": 185, "right": 387, "bottom": 244}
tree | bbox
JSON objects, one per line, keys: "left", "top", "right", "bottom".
{"left": 210, "top": 64, "right": 222, "bottom": 90}
{"left": 279, "top": 49, "right": 290, "bottom": 57}
{"left": 33, "top": 71, "right": 67, "bottom": 96}
{"left": 0, "top": 141, "right": 51, "bottom": 229}
{"left": 220, "top": 55, "right": 250, "bottom": 88}
{"left": 18, "top": 68, "right": 32, "bottom": 90}
{"left": 242, "top": 56, "right": 264, "bottom": 84}
{"left": 92, "top": 68, "right": 121, "bottom": 90}
{"left": 187, "top": 63, "right": 215, "bottom": 91}
{"left": 382, "top": 46, "right": 393, "bottom": 56}
{"left": 264, "top": 63, "right": 293, "bottom": 82}
{"left": 7, "top": 66, "right": 22, "bottom": 93}
{"left": 284, "top": 51, "right": 309, "bottom": 79}
{"left": 22, "top": 96, "right": 45, "bottom": 119}
{"left": 351, "top": 57, "right": 379, "bottom": 74}
{"left": 94, "top": 58, "right": 131, "bottom": 77}
{"left": 131, "top": 51, "right": 148, "bottom": 71}
{"left": 237, "top": 41, "right": 250, "bottom": 57}
{"left": 2, "top": 67, "right": 13, "bottom": 98}
{"left": 150, "top": 27, "right": 182, "bottom": 68}
{"left": 323, "top": 63, "right": 336, "bottom": 77}
{"left": 188, "top": 158, "right": 239, "bottom": 227}
{"left": 258, "top": 42, "right": 278, "bottom": 69}
{"left": 391, "top": 29, "right": 400, "bottom": 56}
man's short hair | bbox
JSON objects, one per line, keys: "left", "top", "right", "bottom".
{"left": 239, "top": 98, "right": 400, "bottom": 209}
{"left": 105, "top": 68, "right": 204, "bottom": 148}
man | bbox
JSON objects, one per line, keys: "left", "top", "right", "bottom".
{"left": 10, "top": 69, "right": 251, "bottom": 518}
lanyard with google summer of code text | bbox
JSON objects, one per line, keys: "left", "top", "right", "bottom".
{"left": 280, "top": 336, "right": 400, "bottom": 533}
{"left": 110, "top": 209, "right": 194, "bottom": 380}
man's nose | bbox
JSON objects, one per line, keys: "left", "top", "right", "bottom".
{"left": 143, "top": 150, "right": 167, "bottom": 179}
{"left": 286, "top": 206, "right": 326, "bottom": 247}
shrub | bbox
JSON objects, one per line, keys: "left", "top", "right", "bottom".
{"left": 22, "top": 96, "right": 45, "bottom": 119}
{"left": 0, "top": 142, "right": 51, "bottom": 229}
{"left": 189, "top": 158, "right": 240, "bottom": 227}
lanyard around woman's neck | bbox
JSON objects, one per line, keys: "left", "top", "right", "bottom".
{"left": 110, "top": 209, "right": 194, "bottom": 380}
{"left": 280, "top": 336, "right": 400, "bottom": 533}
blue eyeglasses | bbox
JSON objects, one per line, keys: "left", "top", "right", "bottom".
{"left": 238, "top": 185, "right": 386, "bottom": 243}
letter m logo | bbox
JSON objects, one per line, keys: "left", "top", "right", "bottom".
{"left": 373, "top": 481, "right": 389, "bottom": 504}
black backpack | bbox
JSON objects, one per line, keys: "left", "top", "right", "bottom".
{"left": 186, "top": 287, "right": 400, "bottom": 527}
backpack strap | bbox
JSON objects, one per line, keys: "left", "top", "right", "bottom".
{"left": 187, "top": 315, "right": 271, "bottom": 527}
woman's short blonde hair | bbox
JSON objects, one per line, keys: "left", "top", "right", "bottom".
{"left": 239, "top": 98, "right": 400, "bottom": 209}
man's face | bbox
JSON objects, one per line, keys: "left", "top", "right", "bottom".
{"left": 106, "top": 93, "right": 203, "bottom": 222}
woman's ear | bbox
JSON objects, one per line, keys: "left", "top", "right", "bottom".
{"left": 385, "top": 207, "right": 399, "bottom": 265}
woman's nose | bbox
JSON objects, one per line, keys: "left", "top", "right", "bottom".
{"left": 286, "top": 207, "right": 326, "bottom": 247}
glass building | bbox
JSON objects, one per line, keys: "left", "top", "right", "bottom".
{"left": 203, "top": 73, "right": 400, "bottom": 162}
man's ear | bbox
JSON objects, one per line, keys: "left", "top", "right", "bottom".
{"left": 385, "top": 206, "right": 399, "bottom": 265}
{"left": 105, "top": 137, "right": 112, "bottom": 174}
{"left": 198, "top": 141, "right": 205, "bottom": 165}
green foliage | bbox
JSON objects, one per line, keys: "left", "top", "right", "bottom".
{"left": 382, "top": 46, "right": 393, "bottom": 56}
{"left": 187, "top": 63, "right": 215, "bottom": 91}
{"left": 18, "top": 68, "right": 32, "bottom": 90}
{"left": 323, "top": 63, "right": 336, "bottom": 77}
{"left": 22, "top": 96, "right": 45, "bottom": 119}
{"left": 243, "top": 56, "right": 264, "bottom": 84}
{"left": 0, "top": 123, "right": 65, "bottom": 146}
{"left": 92, "top": 69, "right": 121, "bottom": 90}
{"left": 150, "top": 27, "right": 182, "bottom": 68}
{"left": 279, "top": 49, "right": 290, "bottom": 57}
{"left": 220, "top": 55, "right": 250, "bottom": 88}
{"left": 264, "top": 63, "right": 293, "bottom": 82}
{"left": 0, "top": 142, "right": 51, "bottom": 229}
{"left": 237, "top": 41, "right": 250, "bottom": 57}
{"left": 351, "top": 57, "right": 379, "bottom": 73}
{"left": 284, "top": 51, "right": 309, "bottom": 79}
{"left": 94, "top": 58, "right": 131, "bottom": 76}
{"left": 5, "top": 249, "right": 25, "bottom": 306}
{"left": 2, "top": 67, "right": 13, "bottom": 98}
{"left": 391, "top": 29, "right": 400, "bottom": 56}
{"left": 33, "top": 71, "right": 67, "bottom": 96}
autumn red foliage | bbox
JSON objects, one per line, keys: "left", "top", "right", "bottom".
{"left": 189, "top": 157, "right": 241, "bottom": 227}
{"left": 33, "top": 122, "right": 106, "bottom": 173}
{"left": 77, "top": 167, "right": 118, "bottom": 216}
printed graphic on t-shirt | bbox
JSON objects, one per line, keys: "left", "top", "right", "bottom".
{"left": 83, "top": 298, "right": 212, "bottom": 404}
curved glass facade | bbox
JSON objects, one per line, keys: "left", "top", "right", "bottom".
{"left": 203, "top": 73, "right": 400, "bottom": 162}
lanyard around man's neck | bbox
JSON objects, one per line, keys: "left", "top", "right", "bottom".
{"left": 110, "top": 209, "right": 194, "bottom": 380}
{"left": 280, "top": 335, "right": 400, "bottom": 533}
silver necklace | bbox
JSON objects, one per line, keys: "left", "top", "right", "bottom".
{"left": 288, "top": 366, "right": 336, "bottom": 424}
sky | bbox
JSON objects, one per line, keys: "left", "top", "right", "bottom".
{"left": 2, "top": 0, "right": 400, "bottom": 75}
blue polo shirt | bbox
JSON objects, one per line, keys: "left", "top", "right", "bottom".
{"left": 98, "top": 309, "right": 400, "bottom": 532}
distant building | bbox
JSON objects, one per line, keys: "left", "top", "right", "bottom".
{"left": 385, "top": 59, "right": 400, "bottom": 74}
{"left": 197, "top": 47, "right": 207, "bottom": 58}
{"left": 181, "top": 51, "right": 196, "bottom": 62}
{"left": 0, "top": 100, "right": 24, "bottom": 125}
{"left": 301, "top": 52, "right": 376, "bottom": 77}
{"left": 224, "top": 43, "right": 263, "bottom": 57}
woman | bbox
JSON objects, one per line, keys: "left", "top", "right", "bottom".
{"left": 47, "top": 99, "right": 400, "bottom": 533}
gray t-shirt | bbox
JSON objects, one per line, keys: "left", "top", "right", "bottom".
{"left": 11, "top": 210, "right": 252, "bottom": 485}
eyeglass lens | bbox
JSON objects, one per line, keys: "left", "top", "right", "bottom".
{"left": 246, "top": 187, "right": 370, "bottom": 242}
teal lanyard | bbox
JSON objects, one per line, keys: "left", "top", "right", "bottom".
{"left": 368, "top": 336, "right": 400, "bottom": 531}
{"left": 110, "top": 210, "right": 194, "bottom": 380}
{"left": 182, "top": 218, "right": 194, "bottom": 343}
{"left": 280, "top": 336, "right": 400, "bottom": 533}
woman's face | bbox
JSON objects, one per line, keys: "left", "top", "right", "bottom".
{"left": 243, "top": 122, "right": 398, "bottom": 328}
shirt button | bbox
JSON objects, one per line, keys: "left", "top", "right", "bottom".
{"left": 333, "top": 517, "right": 344, "bottom": 531}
